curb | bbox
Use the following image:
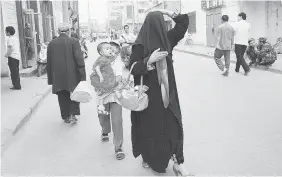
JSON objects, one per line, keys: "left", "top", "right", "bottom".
{"left": 12, "top": 86, "right": 52, "bottom": 135}
{"left": 175, "top": 48, "right": 282, "bottom": 75}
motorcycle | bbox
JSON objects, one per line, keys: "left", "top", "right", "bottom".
{"left": 184, "top": 33, "right": 193, "bottom": 45}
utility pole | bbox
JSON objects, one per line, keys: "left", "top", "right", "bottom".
{"left": 136, "top": 0, "right": 139, "bottom": 32}
{"left": 179, "top": 0, "right": 181, "bottom": 13}
{"left": 132, "top": 0, "right": 135, "bottom": 30}
{"left": 88, "top": 0, "right": 91, "bottom": 33}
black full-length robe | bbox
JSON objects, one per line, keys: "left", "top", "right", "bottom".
{"left": 129, "top": 14, "right": 189, "bottom": 173}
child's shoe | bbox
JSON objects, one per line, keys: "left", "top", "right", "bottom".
{"left": 115, "top": 149, "right": 125, "bottom": 160}
{"left": 101, "top": 133, "right": 109, "bottom": 142}
{"left": 98, "top": 105, "right": 109, "bottom": 115}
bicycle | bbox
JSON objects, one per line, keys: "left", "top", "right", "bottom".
{"left": 184, "top": 33, "right": 193, "bottom": 45}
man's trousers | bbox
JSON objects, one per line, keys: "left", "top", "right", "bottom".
{"left": 57, "top": 90, "right": 80, "bottom": 120}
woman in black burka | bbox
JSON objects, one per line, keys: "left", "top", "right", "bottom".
{"left": 129, "top": 9, "right": 190, "bottom": 175}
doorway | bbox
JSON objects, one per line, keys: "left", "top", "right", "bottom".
{"left": 206, "top": 8, "right": 222, "bottom": 47}
{"left": 23, "top": 9, "right": 38, "bottom": 67}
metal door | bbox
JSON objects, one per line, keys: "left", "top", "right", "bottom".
{"left": 45, "top": 15, "right": 54, "bottom": 41}
{"left": 206, "top": 14, "right": 214, "bottom": 46}
{"left": 206, "top": 8, "right": 222, "bottom": 47}
{"left": 41, "top": 1, "right": 55, "bottom": 42}
{"left": 213, "top": 13, "right": 222, "bottom": 45}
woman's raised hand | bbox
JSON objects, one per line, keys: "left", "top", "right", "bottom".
{"left": 150, "top": 9, "right": 177, "bottom": 18}
{"left": 148, "top": 48, "right": 168, "bottom": 64}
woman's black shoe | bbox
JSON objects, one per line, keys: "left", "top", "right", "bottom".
{"left": 10, "top": 87, "right": 21, "bottom": 90}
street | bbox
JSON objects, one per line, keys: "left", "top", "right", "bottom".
{"left": 2, "top": 42, "right": 282, "bottom": 176}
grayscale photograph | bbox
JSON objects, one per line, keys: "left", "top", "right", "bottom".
{"left": 1, "top": 0, "right": 282, "bottom": 176}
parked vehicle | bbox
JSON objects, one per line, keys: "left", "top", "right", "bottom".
{"left": 184, "top": 33, "right": 193, "bottom": 45}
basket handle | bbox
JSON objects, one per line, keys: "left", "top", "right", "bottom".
{"left": 127, "top": 61, "right": 143, "bottom": 86}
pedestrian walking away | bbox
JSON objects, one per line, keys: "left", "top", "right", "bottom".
{"left": 234, "top": 12, "right": 251, "bottom": 76}
{"left": 90, "top": 41, "right": 126, "bottom": 160}
{"left": 214, "top": 15, "right": 235, "bottom": 76}
{"left": 5, "top": 26, "right": 21, "bottom": 90}
{"left": 129, "top": 9, "right": 192, "bottom": 176}
{"left": 47, "top": 23, "right": 86, "bottom": 124}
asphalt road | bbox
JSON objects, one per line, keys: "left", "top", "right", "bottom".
{"left": 2, "top": 41, "right": 282, "bottom": 176}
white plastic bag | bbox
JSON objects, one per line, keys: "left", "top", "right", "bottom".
{"left": 70, "top": 81, "right": 92, "bottom": 103}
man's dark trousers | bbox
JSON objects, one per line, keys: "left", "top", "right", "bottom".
{"left": 8, "top": 57, "right": 21, "bottom": 89}
{"left": 57, "top": 90, "right": 80, "bottom": 120}
{"left": 235, "top": 44, "right": 249, "bottom": 72}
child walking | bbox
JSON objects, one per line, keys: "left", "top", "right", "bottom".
{"left": 90, "top": 41, "right": 125, "bottom": 160}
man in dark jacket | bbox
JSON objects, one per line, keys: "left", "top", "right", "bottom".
{"left": 47, "top": 23, "right": 86, "bottom": 124}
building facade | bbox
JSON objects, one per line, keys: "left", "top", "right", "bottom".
{"left": 107, "top": 0, "right": 159, "bottom": 33}
{"left": 1, "top": 0, "right": 79, "bottom": 77}
{"left": 202, "top": 0, "right": 282, "bottom": 47}
{"left": 181, "top": 0, "right": 206, "bottom": 45}
{"left": 143, "top": 0, "right": 181, "bottom": 31}
{"left": 1, "top": 1, "right": 21, "bottom": 76}
{"left": 107, "top": 0, "right": 129, "bottom": 31}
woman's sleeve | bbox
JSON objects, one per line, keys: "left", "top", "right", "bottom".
{"left": 46, "top": 43, "right": 52, "bottom": 85}
{"left": 167, "top": 14, "right": 189, "bottom": 49}
{"left": 129, "top": 44, "right": 148, "bottom": 76}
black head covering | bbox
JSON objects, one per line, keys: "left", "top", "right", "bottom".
{"left": 134, "top": 11, "right": 172, "bottom": 58}
{"left": 134, "top": 11, "right": 172, "bottom": 108}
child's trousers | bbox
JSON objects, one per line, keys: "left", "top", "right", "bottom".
{"left": 98, "top": 102, "right": 123, "bottom": 151}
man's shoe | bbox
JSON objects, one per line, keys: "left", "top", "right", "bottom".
{"left": 10, "top": 87, "right": 21, "bottom": 90}
{"left": 69, "top": 115, "right": 78, "bottom": 124}
{"left": 244, "top": 69, "right": 251, "bottom": 76}
{"left": 63, "top": 117, "right": 71, "bottom": 124}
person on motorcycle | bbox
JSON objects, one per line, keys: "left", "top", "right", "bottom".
{"left": 119, "top": 25, "right": 136, "bottom": 47}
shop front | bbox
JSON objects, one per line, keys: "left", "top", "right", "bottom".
{"left": 1, "top": 1, "right": 21, "bottom": 75}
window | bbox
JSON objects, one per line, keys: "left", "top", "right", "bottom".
{"left": 138, "top": 9, "right": 145, "bottom": 13}
{"left": 204, "top": 0, "right": 223, "bottom": 9}
{"left": 201, "top": 0, "right": 207, "bottom": 10}
{"left": 127, "top": 5, "right": 133, "bottom": 19}
{"left": 188, "top": 11, "right": 196, "bottom": 33}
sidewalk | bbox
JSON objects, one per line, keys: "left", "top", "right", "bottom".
{"left": 1, "top": 75, "right": 51, "bottom": 147}
{"left": 175, "top": 44, "right": 282, "bottom": 74}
